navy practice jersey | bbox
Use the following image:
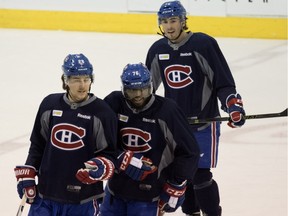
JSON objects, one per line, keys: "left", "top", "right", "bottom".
{"left": 146, "top": 32, "right": 237, "bottom": 129}
{"left": 25, "top": 93, "right": 118, "bottom": 204}
{"left": 104, "top": 91, "right": 199, "bottom": 202}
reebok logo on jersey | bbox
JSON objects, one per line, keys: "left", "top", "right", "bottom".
{"left": 180, "top": 52, "right": 192, "bottom": 56}
{"left": 77, "top": 113, "right": 91, "bottom": 120}
{"left": 67, "top": 185, "right": 81, "bottom": 193}
{"left": 53, "top": 110, "right": 63, "bottom": 117}
{"left": 159, "top": 54, "right": 170, "bottom": 60}
{"left": 142, "top": 118, "right": 155, "bottom": 123}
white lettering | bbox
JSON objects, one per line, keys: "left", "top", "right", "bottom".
{"left": 77, "top": 113, "right": 91, "bottom": 120}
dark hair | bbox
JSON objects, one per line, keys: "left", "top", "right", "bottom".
{"left": 61, "top": 74, "right": 68, "bottom": 90}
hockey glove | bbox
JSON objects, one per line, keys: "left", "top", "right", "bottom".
{"left": 76, "top": 157, "right": 115, "bottom": 184}
{"left": 158, "top": 180, "right": 187, "bottom": 213}
{"left": 14, "top": 165, "right": 37, "bottom": 204}
{"left": 225, "top": 93, "right": 246, "bottom": 128}
{"left": 118, "top": 150, "right": 157, "bottom": 181}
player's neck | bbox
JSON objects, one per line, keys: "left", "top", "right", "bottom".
{"left": 169, "top": 31, "right": 188, "bottom": 44}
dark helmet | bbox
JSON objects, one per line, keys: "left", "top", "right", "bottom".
{"left": 62, "top": 53, "right": 93, "bottom": 77}
{"left": 121, "top": 63, "right": 152, "bottom": 90}
{"left": 157, "top": 1, "right": 187, "bottom": 25}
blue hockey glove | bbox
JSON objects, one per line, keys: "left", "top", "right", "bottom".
{"left": 14, "top": 165, "right": 37, "bottom": 204}
{"left": 76, "top": 157, "right": 115, "bottom": 184}
{"left": 158, "top": 180, "right": 187, "bottom": 213}
{"left": 118, "top": 150, "right": 157, "bottom": 181}
{"left": 225, "top": 93, "right": 246, "bottom": 128}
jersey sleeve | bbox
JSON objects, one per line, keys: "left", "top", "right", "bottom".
{"left": 145, "top": 41, "right": 164, "bottom": 92}
{"left": 25, "top": 94, "right": 56, "bottom": 170}
{"left": 159, "top": 99, "right": 200, "bottom": 183}
{"left": 93, "top": 98, "right": 119, "bottom": 164}
{"left": 202, "top": 35, "right": 238, "bottom": 107}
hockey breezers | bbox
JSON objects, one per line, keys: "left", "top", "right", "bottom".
{"left": 188, "top": 108, "right": 288, "bottom": 124}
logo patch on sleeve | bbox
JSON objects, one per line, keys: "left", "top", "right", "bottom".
{"left": 53, "top": 110, "right": 63, "bottom": 117}
{"left": 118, "top": 114, "right": 129, "bottom": 122}
{"left": 159, "top": 54, "right": 170, "bottom": 60}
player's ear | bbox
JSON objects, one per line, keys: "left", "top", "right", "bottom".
{"left": 181, "top": 21, "right": 185, "bottom": 28}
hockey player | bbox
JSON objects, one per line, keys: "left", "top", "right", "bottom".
{"left": 145, "top": 1, "right": 246, "bottom": 216}
{"left": 99, "top": 63, "right": 200, "bottom": 216}
{"left": 14, "top": 53, "right": 118, "bottom": 216}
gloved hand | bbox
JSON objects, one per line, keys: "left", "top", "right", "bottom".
{"left": 76, "top": 157, "right": 115, "bottom": 184}
{"left": 225, "top": 93, "right": 246, "bottom": 128}
{"left": 158, "top": 180, "right": 187, "bottom": 213}
{"left": 14, "top": 165, "right": 37, "bottom": 204}
{"left": 118, "top": 150, "right": 157, "bottom": 181}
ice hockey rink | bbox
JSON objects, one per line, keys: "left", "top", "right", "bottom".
{"left": 0, "top": 28, "right": 287, "bottom": 215}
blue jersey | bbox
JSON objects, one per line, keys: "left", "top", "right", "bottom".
{"left": 146, "top": 32, "right": 237, "bottom": 129}
{"left": 25, "top": 93, "right": 118, "bottom": 204}
{"left": 104, "top": 91, "right": 199, "bottom": 201}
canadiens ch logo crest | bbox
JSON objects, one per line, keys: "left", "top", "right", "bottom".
{"left": 120, "top": 127, "right": 152, "bottom": 152}
{"left": 164, "top": 64, "right": 193, "bottom": 88}
{"left": 51, "top": 123, "right": 85, "bottom": 150}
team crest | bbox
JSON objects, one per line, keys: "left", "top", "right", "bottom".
{"left": 120, "top": 127, "right": 152, "bottom": 152}
{"left": 164, "top": 64, "right": 193, "bottom": 88}
{"left": 51, "top": 123, "right": 85, "bottom": 150}
{"left": 78, "top": 59, "right": 85, "bottom": 66}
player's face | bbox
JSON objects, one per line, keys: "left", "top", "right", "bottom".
{"left": 66, "top": 75, "right": 91, "bottom": 102}
{"left": 124, "top": 87, "right": 151, "bottom": 108}
{"left": 160, "top": 16, "right": 185, "bottom": 43}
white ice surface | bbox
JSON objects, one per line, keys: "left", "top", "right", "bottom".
{"left": 0, "top": 29, "right": 287, "bottom": 215}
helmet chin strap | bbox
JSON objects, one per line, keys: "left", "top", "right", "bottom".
{"left": 157, "top": 26, "right": 184, "bottom": 44}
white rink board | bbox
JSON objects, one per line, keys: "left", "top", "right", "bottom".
{"left": 0, "top": 0, "right": 286, "bottom": 17}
